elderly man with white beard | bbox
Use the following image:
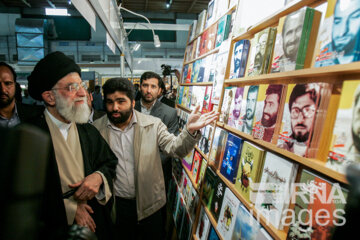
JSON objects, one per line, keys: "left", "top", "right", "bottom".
{"left": 26, "top": 51, "right": 117, "bottom": 240}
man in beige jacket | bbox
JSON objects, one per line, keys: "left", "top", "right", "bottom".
{"left": 93, "top": 78, "right": 218, "bottom": 239}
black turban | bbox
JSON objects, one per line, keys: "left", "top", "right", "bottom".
{"left": 27, "top": 51, "right": 81, "bottom": 101}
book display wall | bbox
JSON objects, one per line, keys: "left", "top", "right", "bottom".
{"left": 173, "top": 0, "right": 360, "bottom": 239}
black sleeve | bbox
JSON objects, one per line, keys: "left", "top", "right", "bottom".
{"left": 78, "top": 124, "right": 117, "bottom": 192}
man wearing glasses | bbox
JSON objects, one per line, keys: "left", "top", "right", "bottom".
{"left": 278, "top": 83, "right": 319, "bottom": 156}
{"left": 27, "top": 51, "right": 117, "bottom": 240}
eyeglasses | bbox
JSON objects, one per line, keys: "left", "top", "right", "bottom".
{"left": 52, "top": 82, "right": 88, "bottom": 92}
{"left": 290, "top": 106, "right": 316, "bottom": 119}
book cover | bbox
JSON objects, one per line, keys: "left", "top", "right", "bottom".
{"left": 271, "top": 7, "right": 312, "bottom": 72}
{"left": 202, "top": 86, "right": 213, "bottom": 114}
{"left": 252, "top": 84, "right": 284, "bottom": 142}
{"left": 247, "top": 28, "right": 271, "bottom": 76}
{"left": 199, "top": 29, "right": 209, "bottom": 56}
{"left": 186, "top": 63, "right": 193, "bottom": 83}
{"left": 202, "top": 166, "right": 218, "bottom": 209}
{"left": 220, "top": 87, "right": 236, "bottom": 124}
{"left": 178, "top": 86, "right": 184, "bottom": 105}
{"left": 210, "top": 178, "right": 226, "bottom": 221}
{"left": 181, "top": 65, "right": 188, "bottom": 84}
{"left": 188, "top": 186, "right": 199, "bottom": 220}
{"left": 255, "top": 152, "right": 297, "bottom": 230}
{"left": 205, "top": 0, "right": 216, "bottom": 28}
{"left": 208, "top": 226, "right": 220, "bottom": 240}
{"left": 220, "top": 133, "right": 244, "bottom": 183}
{"left": 287, "top": 169, "right": 348, "bottom": 240}
{"left": 216, "top": 14, "right": 231, "bottom": 48}
{"left": 209, "top": 127, "right": 228, "bottom": 169}
{"left": 196, "top": 9, "right": 207, "bottom": 36}
{"left": 277, "top": 83, "right": 321, "bottom": 157}
{"left": 196, "top": 206, "right": 211, "bottom": 240}
{"left": 216, "top": 188, "right": 241, "bottom": 239}
{"left": 191, "top": 150, "right": 203, "bottom": 183}
{"left": 187, "top": 86, "right": 193, "bottom": 109}
{"left": 315, "top": 0, "right": 360, "bottom": 67}
{"left": 262, "top": 27, "right": 277, "bottom": 74}
{"left": 197, "top": 158, "right": 208, "bottom": 187}
{"left": 211, "top": 40, "right": 230, "bottom": 104}
{"left": 207, "top": 23, "right": 218, "bottom": 52}
{"left": 328, "top": 80, "right": 360, "bottom": 173}
{"left": 239, "top": 85, "right": 260, "bottom": 135}
{"left": 228, "top": 87, "right": 245, "bottom": 129}
{"left": 189, "top": 20, "right": 197, "bottom": 42}
{"left": 192, "top": 60, "right": 200, "bottom": 83}
{"left": 182, "top": 148, "right": 195, "bottom": 171}
{"left": 231, "top": 204, "right": 261, "bottom": 240}
{"left": 198, "top": 59, "right": 205, "bottom": 83}
{"left": 229, "top": 39, "right": 251, "bottom": 79}
{"left": 235, "top": 141, "right": 266, "bottom": 203}
{"left": 190, "top": 86, "right": 206, "bottom": 111}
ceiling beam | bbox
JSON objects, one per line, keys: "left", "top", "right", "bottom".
{"left": 187, "top": 0, "right": 197, "bottom": 13}
{"left": 124, "top": 22, "right": 190, "bottom": 31}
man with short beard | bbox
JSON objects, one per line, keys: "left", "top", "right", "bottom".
{"left": 242, "top": 85, "right": 259, "bottom": 135}
{"left": 253, "top": 85, "right": 283, "bottom": 142}
{"left": 93, "top": 78, "right": 218, "bottom": 239}
{"left": 26, "top": 51, "right": 117, "bottom": 240}
{"left": 278, "top": 83, "right": 319, "bottom": 156}
{"left": 0, "top": 62, "right": 42, "bottom": 127}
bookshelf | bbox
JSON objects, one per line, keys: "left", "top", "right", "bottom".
{"left": 174, "top": 0, "right": 357, "bottom": 239}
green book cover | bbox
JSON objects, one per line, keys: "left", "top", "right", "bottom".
{"left": 235, "top": 141, "right": 265, "bottom": 203}
{"left": 295, "top": 7, "right": 313, "bottom": 70}
{"left": 202, "top": 166, "right": 218, "bottom": 209}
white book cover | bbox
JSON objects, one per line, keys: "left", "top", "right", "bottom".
{"left": 231, "top": 204, "right": 261, "bottom": 240}
{"left": 190, "top": 86, "right": 206, "bottom": 110}
{"left": 254, "top": 152, "right": 297, "bottom": 230}
{"left": 211, "top": 39, "right": 231, "bottom": 104}
{"left": 216, "top": 188, "right": 240, "bottom": 239}
{"left": 196, "top": 206, "right": 211, "bottom": 240}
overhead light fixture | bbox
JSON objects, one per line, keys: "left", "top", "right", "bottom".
{"left": 68, "top": 0, "right": 72, "bottom": 5}
{"left": 45, "top": 8, "right": 70, "bottom": 16}
{"left": 119, "top": 6, "right": 161, "bottom": 48}
{"left": 166, "top": 0, "right": 173, "bottom": 8}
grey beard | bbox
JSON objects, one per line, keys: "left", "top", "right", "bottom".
{"left": 54, "top": 91, "right": 91, "bottom": 123}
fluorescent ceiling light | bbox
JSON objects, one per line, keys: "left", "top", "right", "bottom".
{"left": 133, "top": 43, "right": 141, "bottom": 51}
{"left": 45, "top": 8, "right": 70, "bottom": 16}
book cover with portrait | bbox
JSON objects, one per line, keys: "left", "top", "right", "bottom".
{"left": 216, "top": 188, "right": 240, "bottom": 240}
{"left": 228, "top": 87, "right": 245, "bottom": 129}
{"left": 220, "top": 86, "right": 236, "bottom": 124}
{"left": 235, "top": 141, "right": 265, "bottom": 204}
{"left": 247, "top": 27, "right": 272, "bottom": 77}
{"left": 277, "top": 83, "right": 322, "bottom": 157}
{"left": 252, "top": 84, "right": 285, "bottom": 143}
{"left": 328, "top": 80, "right": 360, "bottom": 174}
{"left": 220, "top": 133, "right": 243, "bottom": 183}
{"left": 315, "top": 0, "right": 360, "bottom": 67}
{"left": 287, "top": 169, "right": 348, "bottom": 240}
{"left": 271, "top": 7, "right": 321, "bottom": 73}
{"left": 238, "top": 85, "right": 260, "bottom": 135}
{"left": 229, "top": 39, "right": 250, "bottom": 79}
{"left": 255, "top": 152, "right": 298, "bottom": 230}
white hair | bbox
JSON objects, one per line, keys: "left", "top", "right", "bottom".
{"left": 54, "top": 91, "right": 91, "bottom": 123}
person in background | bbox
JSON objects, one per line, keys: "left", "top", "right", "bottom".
{"left": 22, "top": 89, "right": 37, "bottom": 105}
{"left": 158, "top": 77, "right": 175, "bottom": 108}
{"left": 26, "top": 51, "right": 117, "bottom": 240}
{"left": 92, "top": 85, "right": 103, "bottom": 111}
{"left": 86, "top": 89, "right": 105, "bottom": 123}
{"left": 134, "top": 71, "right": 179, "bottom": 239}
{"left": 0, "top": 62, "right": 42, "bottom": 127}
{"left": 93, "top": 77, "right": 218, "bottom": 240}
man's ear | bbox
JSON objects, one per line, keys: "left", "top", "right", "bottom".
{"left": 41, "top": 91, "right": 56, "bottom": 106}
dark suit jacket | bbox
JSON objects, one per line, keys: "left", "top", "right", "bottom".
{"left": 135, "top": 100, "right": 179, "bottom": 135}
{"left": 160, "top": 96, "right": 175, "bottom": 108}
{"left": 17, "top": 102, "right": 44, "bottom": 123}
{"left": 26, "top": 114, "right": 117, "bottom": 240}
